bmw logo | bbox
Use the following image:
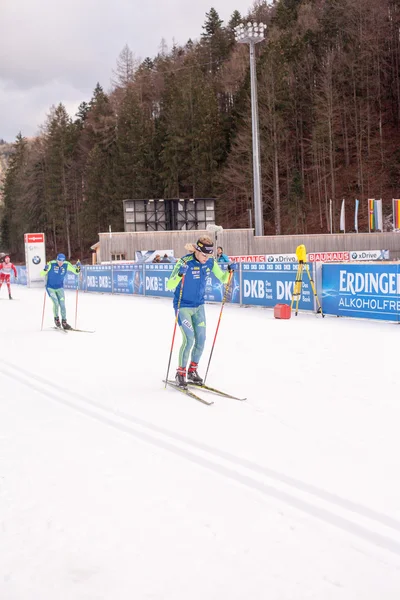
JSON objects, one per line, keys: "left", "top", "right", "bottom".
{"left": 351, "top": 252, "right": 357, "bottom": 259}
{"left": 32, "top": 255, "right": 41, "bottom": 265}
{"left": 268, "top": 256, "right": 274, "bottom": 262}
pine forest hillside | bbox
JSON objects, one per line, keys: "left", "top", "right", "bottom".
{"left": 2, "top": 0, "right": 400, "bottom": 259}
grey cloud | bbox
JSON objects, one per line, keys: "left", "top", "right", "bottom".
{"left": 1, "top": 0, "right": 252, "bottom": 140}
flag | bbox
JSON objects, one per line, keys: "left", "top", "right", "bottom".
{"left": 374, "top": 199, "right": 383, "bottom": 231}
{"left": 340, "top": 199, "right": 345, "bottom": 232}
{"left": 393, "top": 199, "right": 400, "bottom": 230}
{"left": 354, "top": 199, "right": 359, "bottom": 232}
{"left": 368, "top": 199, "right": 375, "bottom": 232}
{"left": 369, "top": 198, "right": 383, "bottom": 232}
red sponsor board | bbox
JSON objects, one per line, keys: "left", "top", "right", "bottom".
{"left": 229, "top": 255, "right": 266, "bottom": 263}
{"left": 25, "top": 233, "right": 44, "bottom": 244}
{"left": 308, "top": 251, "right": 350, "bottom": 262}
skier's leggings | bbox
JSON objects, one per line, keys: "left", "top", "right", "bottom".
{"left": 46, "top": 287, "right": 67, "bottom": 320}
{"left": 177, "top": 305, "right": 206, "bottom": 369}
{"left": 0, "top": 273, "right": 11, "bottom": 295}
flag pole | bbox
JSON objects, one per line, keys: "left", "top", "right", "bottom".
{"left": 393, "top": 198, "right": 395, "bottom": 230}
{"left": 344, "top": 200, "right": 345, "bottom": 234}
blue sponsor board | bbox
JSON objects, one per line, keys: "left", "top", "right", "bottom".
{"left": 322, "top": 263, "right": 400, "bottom": 322}
{"left": 64, "top": 270, "right": 80, "bottom": 290}
{"left": 241, "top": 262, "right": 314, "bottom": 310}
{"left": 144, "top": 263, "right": 174, "bottom": 298}
{"left": 204, "top": 264, "right": 240, "bottom": 304}
{"left": 85, "top": 265, "right": 113, "bottom": 293}
{"left": 15, "top": 266, "right": 28, "bottom": 285}
{"left": 113, "top": 264, "right": 144, "bottom": 295}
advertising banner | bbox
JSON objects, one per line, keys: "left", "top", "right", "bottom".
{"left": 113, "top": 264, "right": 144, "bottom": 295}
{"left": 308, "top": 251, "right": 350, "bottom": 263}
{"left": 144, "top": 263, "right": 174, "bottom": 298}
{"left": 85, "top": 265, "right": 113, "bottom": 293}
{"left": 204, "top": 264, "right": 240, "bottom": 304}
{"left": 241, "top": 263, "right": 314, "bottom": 310}
{"left": 322, "top": 263, "right": 400, "bottom": 321}
{"left": 229, "top": 255, "right": 266, "bottom": 263}
{"left": 348, "top": 250, "right": 389, "bottom": 261}
{"left": 15, "top": 266, "right": 27, "bottom": 285}
{"left": 309, "top": 250, "right": 389, "bottom": 263}
{"left": 135, "top": 250, "right": 175, "bottom": 263}
{"left": 265, "top": 253, "right": 297, "bottom": 263}
{"left": 64, "top": 271, "right": 81, "bottom": 290}
{"left": 24, "top": 233, "right": 46, "bottom": 286}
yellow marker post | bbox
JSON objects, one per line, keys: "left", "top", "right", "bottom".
{"left": 291, "top": 245, "right": 324, "bottom": 317}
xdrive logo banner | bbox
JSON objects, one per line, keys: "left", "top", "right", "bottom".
{"left": 241, "top": 263, "right": 314, "bottom": 310}
{"left": 322, "top": 263, "right": 400, "bottom": 321}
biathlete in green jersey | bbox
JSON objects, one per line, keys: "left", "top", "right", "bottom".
{"left": 40, "top": 253, "right": 81, "bottom": 330}
{"left": 167, "top": 236, "right": 236, "bottom": 389}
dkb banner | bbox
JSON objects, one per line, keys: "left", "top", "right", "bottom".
{"left": 144, "top": 263, "right": 174, "bottom": 298}
{"left": 241, "top": 263, "right": 314, "bottom": 310}
{"left": 113, "top": 264, "right": 144, "bottom": 295}
{"left": 15, "top": 266, "right": 27, "bottom": 285}
{"left": 322, "top": 263, "right": 400, "bottom": 322}
{"left": 85, "top": 265, "right": 113, "bottom": 293}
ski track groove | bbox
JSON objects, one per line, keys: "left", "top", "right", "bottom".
{"left": 2, "top": 358, "right": 400, "bottom": 557}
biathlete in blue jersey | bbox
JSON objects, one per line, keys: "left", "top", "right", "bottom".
{"left": 167, "top": 236, "right": 236, "bottom": 388}
{"left": 40, "top": 253, "right": 81, "bottom": 330}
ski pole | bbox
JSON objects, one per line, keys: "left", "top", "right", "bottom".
{"left": 164, "top": 273, "right": 186, "bottom": 388}
{"left": 204, "top": 269, "right": 233, "bottom": 384}
{"left": 40, "top": 288, "right": 47, "bottom": 331}
{"left": 75, "top": 262, "right": 81, "bottom": 329}
{"left": 74, "top": 282, "right": 79, "bottom": 330}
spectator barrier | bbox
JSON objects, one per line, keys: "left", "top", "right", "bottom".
{"left": 12, "top": 261, "right": 400, "bottom": 321}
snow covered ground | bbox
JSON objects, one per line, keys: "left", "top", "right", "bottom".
{"left": 1, "top": 285, "right": 400, "bottom": 599}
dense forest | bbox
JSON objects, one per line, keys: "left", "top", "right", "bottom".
{"left": 2, "top": 0, "right": 400, "bottom": 259}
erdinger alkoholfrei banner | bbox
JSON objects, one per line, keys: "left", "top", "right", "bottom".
{"left": 24, "top": 233, "right": 46, "bottom": 286}
{"left": 322, "top": 263, "right": 400, "bottom": 321}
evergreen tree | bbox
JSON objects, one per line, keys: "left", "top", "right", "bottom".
{"left": 1, "top": 133, "right": 28, "bottom": 256}
{"left": 201, "top": 8, "right": 230, "bottom": 73}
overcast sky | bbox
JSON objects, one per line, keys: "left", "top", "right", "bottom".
{"left": 0, "top": 0, "right": 254, "bottom": 142}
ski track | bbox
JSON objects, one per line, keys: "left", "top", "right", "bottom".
{"left": 1, "top": 357, "right": 400, "bottom": 558}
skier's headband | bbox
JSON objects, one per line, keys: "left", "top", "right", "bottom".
{"left": 195, "top": 240, "right": 214, "bottom": 255}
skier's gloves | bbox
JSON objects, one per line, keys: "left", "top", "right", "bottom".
{"left": 44, "top": 265, "right": 49, "bottom": 272}
{"left": 227, "top": 263, "right": 237, "bottom": 271}
{"left": 178, "top": 263, "right": 188, "bottom": 277}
